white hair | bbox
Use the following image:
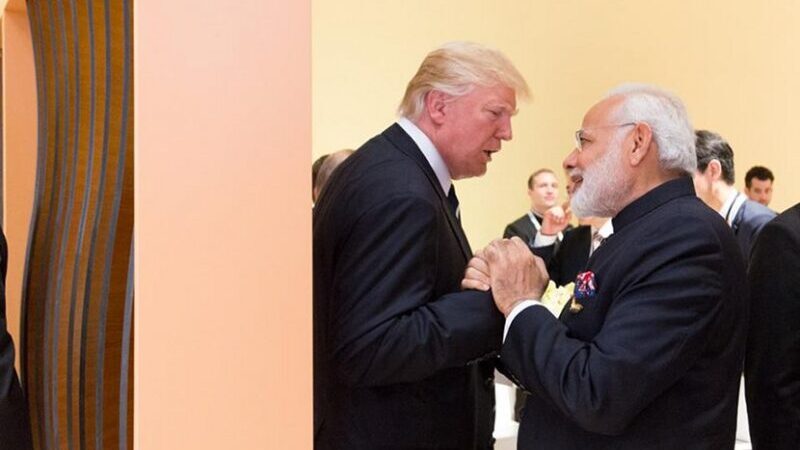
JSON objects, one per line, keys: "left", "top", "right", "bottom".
{"left": 605, "top": 83, "right": 696, "bottom": 175}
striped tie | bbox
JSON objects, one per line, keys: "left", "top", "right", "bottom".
{"left": 589, "top": 230, "right": 605, "bottom": 256}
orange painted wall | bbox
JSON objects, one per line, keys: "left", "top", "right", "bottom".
{"left": 135, "top": 0, "right": 312, "bottom": 448}
{"left": 2, "top": 0, "right": 37, "bottom": 372}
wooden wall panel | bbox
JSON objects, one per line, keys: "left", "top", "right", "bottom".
{"left": 22, "top": 1, "right": 133, "bottom": 449}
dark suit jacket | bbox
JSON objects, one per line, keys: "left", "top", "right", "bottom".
{"left": 313, "top": 124, "right": 504, "bottom": 449}
{"left": 745, "top": 202, "right": 800, "bottom": 450}
{"left": 0, "top": 230, "right": 33, "bottom": 449}
{"left": 504, "top": 213, "right": 572, "bottom": 256}
{"left": 503, "top": 213, "right": 540, "bottom": 246}
{"left": 546, "top": 225, "right": 591, "bottom": 287}
{"left": 501, "top": 177, "right": 748, "bottom": 449}
{"left": 732, "top": 198, "right": 775, "bottom": 260}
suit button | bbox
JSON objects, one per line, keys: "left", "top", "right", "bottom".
{"left": 485, "top": 377, "right": 494, "bottom": 388}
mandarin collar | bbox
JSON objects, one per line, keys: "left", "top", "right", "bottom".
{"left": 612, "top": 176, "right": 696, "bottom": 233}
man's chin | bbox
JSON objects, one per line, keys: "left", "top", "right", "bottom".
{"left": 571, "top": 194, "right": 598, "bottom": 218}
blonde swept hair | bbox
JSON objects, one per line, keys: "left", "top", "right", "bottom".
{"left": 398, "top": 41, "right": 530, "bottom": 120}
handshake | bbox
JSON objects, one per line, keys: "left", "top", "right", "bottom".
{"left": 461, "top": 237, "right": 550, "bottom": 317}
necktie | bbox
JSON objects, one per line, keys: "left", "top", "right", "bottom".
{"left": 589, "top": 230, "right": 605, "bottom": 257}
{"left": 447, "top": 185, "right": 460, "bottom": 221}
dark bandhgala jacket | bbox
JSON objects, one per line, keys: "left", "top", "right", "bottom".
{"left": 545, "top": 225, "right": 592, "bottom": 287}
{"left": 313, "top": 124, "right": 504, "bottom": 449}
{"left": 502, "top": 177, "right": 748, "bottom": 450}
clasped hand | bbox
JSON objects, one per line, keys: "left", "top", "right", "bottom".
{"left": 540, "top": 203, "right": 571, "bottom": 236}
{"left": 461, "top": 237, "right": 549, "bottom": 317}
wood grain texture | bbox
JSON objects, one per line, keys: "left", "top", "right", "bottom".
{"left": 22, "top": 1, "right": 133, "bottom": 448}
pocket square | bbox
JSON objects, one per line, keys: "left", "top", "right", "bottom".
{"left": 569, "top": 271, "right": 597, "bottom": 313}
{"left": 574, "top": 271, "right": 597, "bottom": 300}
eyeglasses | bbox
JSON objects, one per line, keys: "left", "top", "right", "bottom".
{"left": 574, "top": 122, "right": 636, "bottom": 152}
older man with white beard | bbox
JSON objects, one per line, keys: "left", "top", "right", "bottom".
{"left": 463, "top": 84, "right": 748, "bottom": 449}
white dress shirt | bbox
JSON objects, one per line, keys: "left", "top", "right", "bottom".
{"left": 719, "top": 190, "right": 746, "bottom": 226}
{"left": 397, "top": 117, "right": 451, "bottom": 194}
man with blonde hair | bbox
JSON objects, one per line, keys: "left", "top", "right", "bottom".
{"left": 314, "top": 41, "right": 528, "bottom": 449}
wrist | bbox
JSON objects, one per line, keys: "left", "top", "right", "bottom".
{"left": 503, "top": 299, "right": 526, "bottom": 317}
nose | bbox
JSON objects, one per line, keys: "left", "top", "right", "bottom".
{"left": 563, "top": 148, "right": 578, "bottom": 171}
{"left": 497, "top": 116, "right": 513, "bottom": 141}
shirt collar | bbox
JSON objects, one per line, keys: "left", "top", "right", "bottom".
{"left": 719, "top": 190, "right": 746, "bottom": 225}
{"left": 596, "top": 219, "right": 614, "bottom": 239}
{"left": 397, "top": 117, "right": 452, "bottom": 194}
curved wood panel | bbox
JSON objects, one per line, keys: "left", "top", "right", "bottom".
{"left": 22, "top": 1, "right": 133, "bottom": 449}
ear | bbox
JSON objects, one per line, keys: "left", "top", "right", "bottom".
{"left": 627, "top": 122, "right": 654, "bottom": 167}
{"left": 424, "top": 90, "right": 449, "bottom": 125}
{"left": 706, "top": 159, "right": 723, "bottom": 181}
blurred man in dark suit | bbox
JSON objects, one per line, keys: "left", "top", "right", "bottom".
{"left": 504, "top": 169, "right": 571, "bottom": 249}
{"left": 464, "top": 84, "right": 747, "bottom": 449}
{"left": 0, "top": 229, "right": 33, "bottom": 449}
{"left": 313, "top": 149, "right": 353, "bottom": 202}
{"left": 693, "top": 130, "right": 775, "bottom": 260}
{"left": 311, "top": 154, "right": 329, "bottom": 203}
{"left": 314, "top": 42, "right": 529, "bottom": 449}
{"left": 745, "top": 202, "right": 800, "bottom": 450}
{"left": 693, "top": 130, "right": 777, "bottom": 445}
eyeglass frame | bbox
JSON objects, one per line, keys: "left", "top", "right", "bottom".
{"left": 574, "top": 122, "right": 637, "bottom": 152}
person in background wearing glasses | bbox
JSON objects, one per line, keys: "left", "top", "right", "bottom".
{"left": 693, "top": 129, "right": 775, "bottom": 260}
{"left": 462, "top": 84, "right": 747, "bottom": 449}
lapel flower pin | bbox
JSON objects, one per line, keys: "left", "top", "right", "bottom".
{"left": 569, "top": 271, "right": 597, "bottom": 313}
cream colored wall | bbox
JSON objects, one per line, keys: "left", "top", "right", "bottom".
{"left": 313, "top": 0, "right": 800, "bottom": 249}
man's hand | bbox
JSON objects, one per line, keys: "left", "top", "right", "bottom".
{"left": 462, "top": 249, "right": 491, "bottom": 291}
{"left": 483, "top": 237, "right": 549, "bottom": 317}
{"left": 540, "top": 203, "right": 572, "bottom": 237}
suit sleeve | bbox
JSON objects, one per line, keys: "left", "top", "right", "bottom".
{"left": 745, "top": 216, "right": 800, "bottom": 448}
{"left": 503, "top": 223, "right": 519, "bottom": 239}
{"left": 543, "top": 243, "right": 563, "bottom": 284}
{"left": 330, "top": 194, "right": 504, "bottom": 387}
{"left": 500, "top": 222, "right": 730, "bottom": 434}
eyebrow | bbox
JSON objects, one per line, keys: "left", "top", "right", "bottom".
{"left": 485, "top": 102, "right": 519, "bottom": 116}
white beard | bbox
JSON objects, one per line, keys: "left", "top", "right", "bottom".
{"left": 570, "top": 138, "right": 629, "bottom": 218}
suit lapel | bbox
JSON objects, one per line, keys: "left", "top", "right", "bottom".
{"left": 383, "top": 124, "right": 472, "bottom": 259}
